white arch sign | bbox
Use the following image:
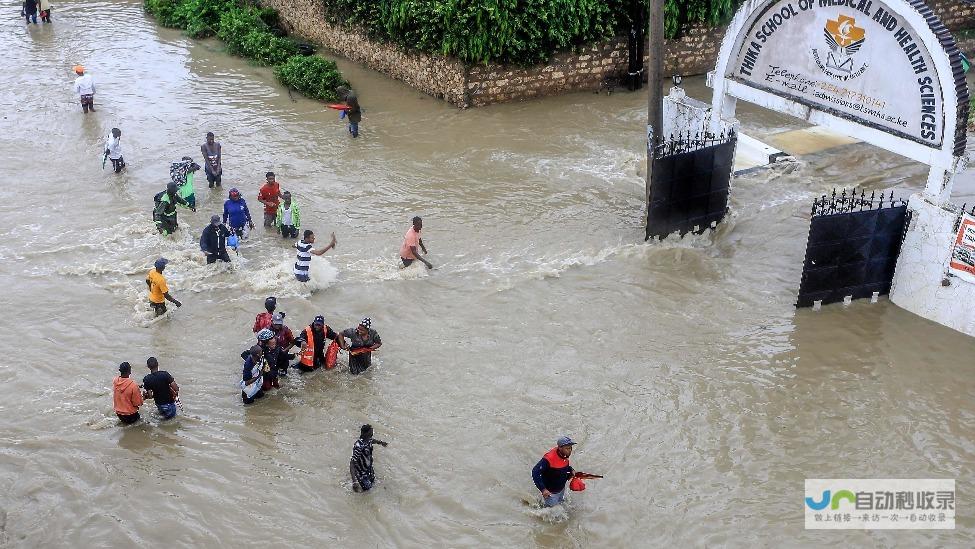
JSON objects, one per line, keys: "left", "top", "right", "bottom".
{"left": 709, "top": 0, "right": 969, "bottom": 201}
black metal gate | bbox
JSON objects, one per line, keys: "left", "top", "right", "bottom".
{"left": 646, "top": 131, "right": 736, "bottom": 240}
{"left": 796, "top": 190, "right": 909, "bottom": 308}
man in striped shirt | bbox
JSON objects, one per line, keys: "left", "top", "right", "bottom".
{"left": 294, "top": 230, "right": 336, "bottom": 282}
{"left": 350, "top": 424, "right": 388, "bottom": 492}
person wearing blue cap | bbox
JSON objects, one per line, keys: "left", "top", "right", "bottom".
{"left": 146, "top": 258, "right": 182, "bottom": 316}
{"left": 532, "top": 436, "right": 577, "bottom": 507}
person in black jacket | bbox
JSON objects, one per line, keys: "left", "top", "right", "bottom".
{"left": 532, "top": 436, "right": 576, "bottom": 507}
{"left": 200, "top": 215, "right": 231, "bottom": 263}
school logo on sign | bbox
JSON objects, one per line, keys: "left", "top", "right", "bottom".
{"left": 814, "top": 14, "right": 868, "bottom": 80}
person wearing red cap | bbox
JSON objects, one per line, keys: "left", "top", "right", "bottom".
{"left": 222, "top": 188, "right": 254, "bottom": 239}
{"left": 73, "top": 66, "right": 95, "bottom": 113}
{"left": 532, "top": 436, "right": 577, "bottom": 507}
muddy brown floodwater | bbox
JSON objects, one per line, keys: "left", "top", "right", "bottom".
{"left": 0, "top": 1, "right": 973, "bottom": 546}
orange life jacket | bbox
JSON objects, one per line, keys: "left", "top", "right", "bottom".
{"left": 299, "top": 325, "right": 332, "bottom": 367}
{"left": 543, "top": 447, "right": 570, "bottom": 469}
{"left": 299, "top": 326, "right": 316, "bottom": 366}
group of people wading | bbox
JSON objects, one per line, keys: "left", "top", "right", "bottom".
{"left": 100, "top": 114, "right": 592, "bottom": 505}
{"left": 240, "top": 296, "right": 383, "bottom": 404}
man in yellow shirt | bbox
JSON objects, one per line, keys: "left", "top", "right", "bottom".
{"left": 146, "top": 258, "right": 182, "bottom": 316}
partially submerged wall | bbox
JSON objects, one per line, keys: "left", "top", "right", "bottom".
{"left": 891, "top": 195, "right": 975, "bottom": 337}
{"left": 262, "top": 0, "right": 975, "bottom": 107}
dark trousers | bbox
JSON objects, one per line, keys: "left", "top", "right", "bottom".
{"left": 206, "top": 250, "right": 231, "bottom": 263}
{"left": 206, "top": 171, "right": 222, "bottom": 187}
{"left": 280, "top": 225, "right": 298, "bottom": 239}
{"left": 277, "top": 353, "right": 291, "bottom": 374}
{"left": 349, "top": 353, "right": 371, "bottom": 375}
{"left": 110, "top": 157, "right": 125, "bottom": 173}
{"left": 80, "top": 94, "right": 94, "bottom": 113}
{"left": 242, "top": 389, "right": 265, "bottom": 404}
{"left": 117, "top": 412, "right": 140, "bottom": 424}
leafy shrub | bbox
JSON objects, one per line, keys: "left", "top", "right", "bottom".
{"left": 145, "top": 0, "right": 348, "bottom": 102}
{"left": 217, "top": 5, "right": 267, "bottom": 54}
{"left": 242, "top": 30, "right": 300, "bottom": 66}
{"left": 144, "top": 0, "right": 187, "bottom": 28}
{"left": 275, "top": 56, "right": 349, "bottom": 102}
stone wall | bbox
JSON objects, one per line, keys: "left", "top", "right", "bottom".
{"left": 466, "top": 26, "right": 725, "bottom": 106}
{"left": 262, "top": 0, "right": 975, "bottom": 108}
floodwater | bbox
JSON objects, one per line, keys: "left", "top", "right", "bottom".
{"left": 1, "top": 1, "right": 974, "bottom": 546}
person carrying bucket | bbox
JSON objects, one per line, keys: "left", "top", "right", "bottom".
{"left": 531, "top": 436, "right": 601, "bottom": 507}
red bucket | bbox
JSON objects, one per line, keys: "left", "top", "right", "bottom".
{"left": 569, "top": 477, "right": 586, "bottom": 491}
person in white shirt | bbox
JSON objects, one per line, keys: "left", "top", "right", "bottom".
{"left": 73, "top": 66, "right": 95, "bottom": 113}
{"left": 275, "top": 191, "right": 301, "bottom": 239}
{"left": 104, "top": 128, "right": 124, "bottom": 173}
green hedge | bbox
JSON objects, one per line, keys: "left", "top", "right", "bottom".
{"left": 275, "top": 56, "right": 347, "bottom": 102}
{"left": 321, "top": 0, "right": 743, "bottom": 66}
{"left": 145, "top": 0, "right": 347, "bottom": 101}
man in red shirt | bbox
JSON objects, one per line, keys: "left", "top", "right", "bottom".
{"left": 258, "top": 172, "right": 283, "bottom": 229}
{"left": 253, "top": 296, "right": 276, "bottom": 333}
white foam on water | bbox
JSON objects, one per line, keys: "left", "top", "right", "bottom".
{"left": 521, "top": 495, "right": 571, "bottom": 523}
{"left": 340, "top": 256, "right": 430, "bottom": 282}
{"left": 87, "top": 414, "right": 120, "bottom": 431}
{"left": 244, "top": 254, "right": 339, "bottom": 297}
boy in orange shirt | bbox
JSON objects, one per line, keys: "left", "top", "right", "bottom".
{"left": 113, "top": 362, "right": 143, "bottom": 425}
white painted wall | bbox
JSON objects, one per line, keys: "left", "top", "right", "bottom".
{"left": 663, "top": 86, "right": 738, "bottom": 139}
{"left": 890, "top": 194, "right": 975, "bottom": 336}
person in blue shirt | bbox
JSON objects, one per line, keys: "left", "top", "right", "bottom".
{"left": 222, "top": 188, "right": 254, "bottom": 238}
{"left": 532, "top": 436, "right": 576, "bottom": 507}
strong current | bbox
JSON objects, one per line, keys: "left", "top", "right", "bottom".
{"left": 1, "top": 1, "right": 973, "bottom": 546}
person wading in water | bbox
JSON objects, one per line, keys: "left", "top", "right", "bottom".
{"left": 341, "top": 318, "right": 382, "bottom": 375}
{"left": 294, "top": 315, "right": 344, "bottom": 372}
{"left": 201, "top": 132, "right": 222, "bottom": 188}
{"left": 400, "top": 216, "right": 432, "bottom": 269}
{"left": 293, "top": 230, "right": 336, "bottom": 283}
{"left": 146, "top": 258, "right": 182, "bottom": 316}
{"left": 350, "top": 424, "right": 388, "bottom": 492}
{"left": 141, "top": 357, "right": 179, "bottom": 420}
{"left": 113, "top": 362, "right": 143, "bottom": 425}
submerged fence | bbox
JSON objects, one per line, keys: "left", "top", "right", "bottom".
{"left": 797, "top": 189, "right": 910, "bottom": 308}
{"left": 646, "top": 130, "right": 736, "bottom": 240}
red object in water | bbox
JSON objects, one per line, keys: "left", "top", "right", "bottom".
{"left": 327, "top": 104, "right": 351, "bottom": 111}
{"left": 325, "top": 340, "right": 339, "bottom": 369}
{"left": 569, "top": 477, "right": 586, "bottom": 491}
